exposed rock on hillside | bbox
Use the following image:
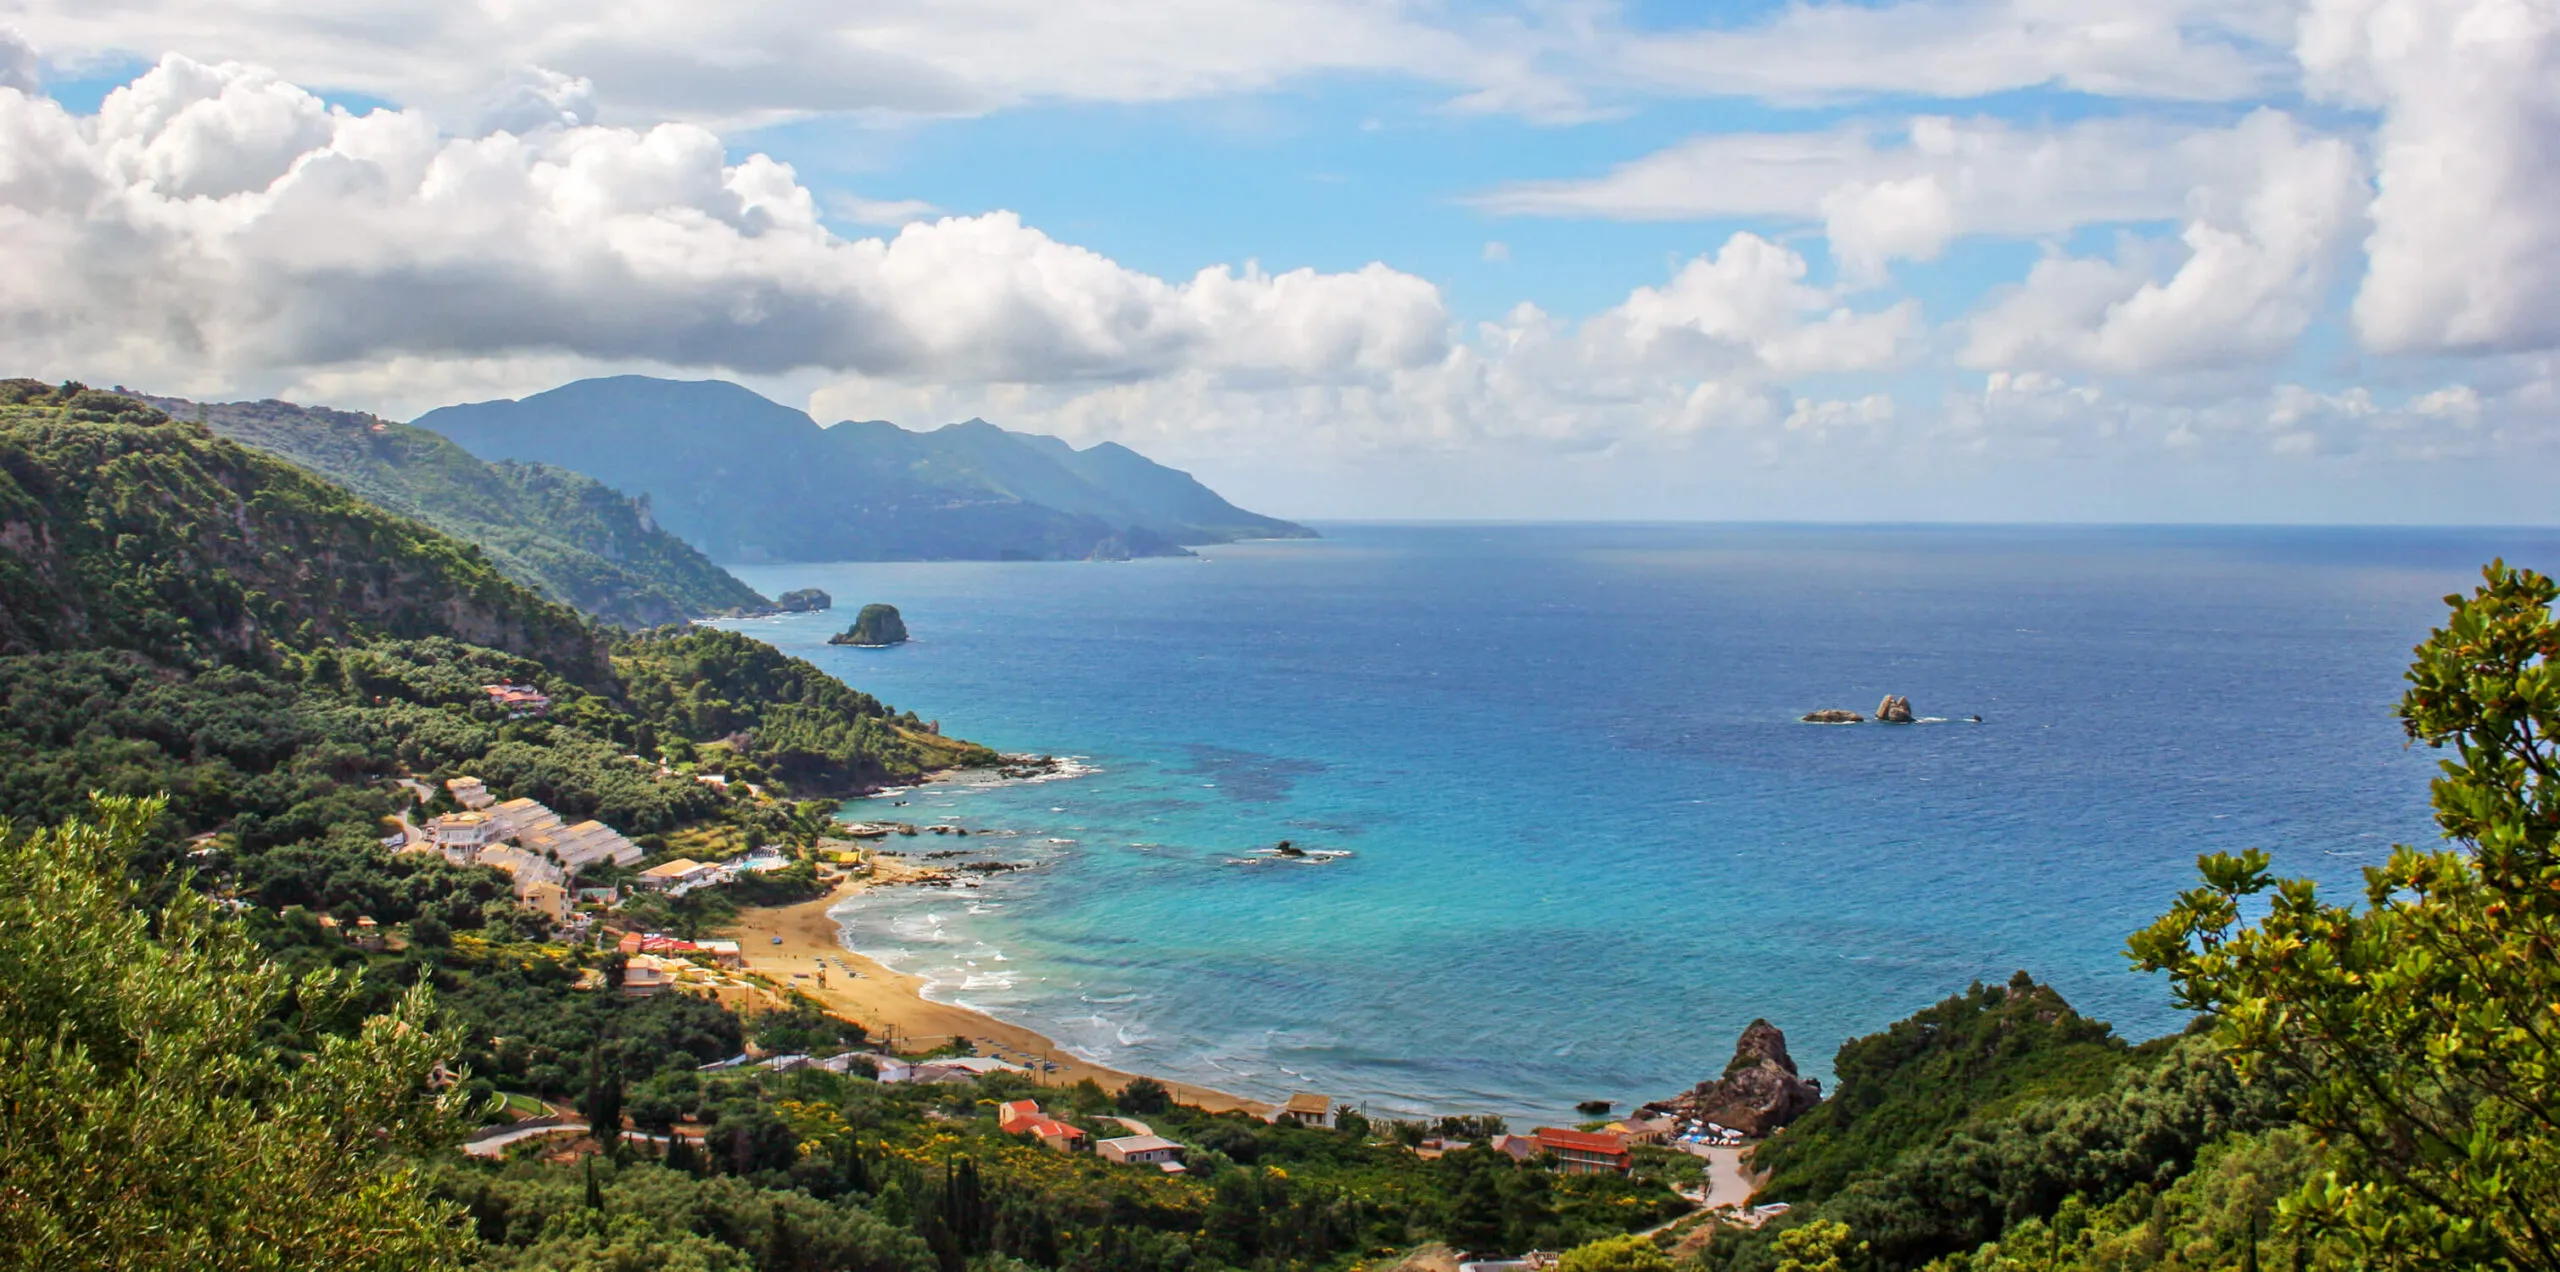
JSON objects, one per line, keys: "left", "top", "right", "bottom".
{"left": 1653, "top": 1019, "right": 1824, "bottom": 1138}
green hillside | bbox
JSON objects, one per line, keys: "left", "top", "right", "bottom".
{"left": 415, "top": 375, "right": 1313, "bottom": 563}
{"left": 0, "top": 380, "right": 604, "bottom": 679}
{"left": 0, "top": 380, "right": 991, "bottom": 842}
{"left": 152, "top": 394, "right": 771, "bottom": 627}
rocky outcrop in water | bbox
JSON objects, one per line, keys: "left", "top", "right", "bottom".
{"left": 1875, "top": 695, "right": 1915, "bottom": 724}
{"left": 829, "top": 603, "right": 910, "bottom": 646}
{"left": 777, "top": 588, "right": 832, "bottom": 612}
{"left": 1801, "top": 709, "right": 1865, "bottom": 724}
{"left": 1653, "top": 1019, "right": 1824, "bottom": 1138}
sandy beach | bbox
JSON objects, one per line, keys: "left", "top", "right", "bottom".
{"left": 722, "top": 863, "right": 1268, "bottom": 1116}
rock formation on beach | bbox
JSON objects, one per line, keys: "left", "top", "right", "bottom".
{"left": 1653, "top": 1019, "right": 1824, "bottom": 1137}
{"left": 1875, "top": 694, "right": 1915, "bottom": 723}
{"left": 828, "top": 603, "right": 910, "bottom": 646}
{"left": 1801, "top": 708, "right": 1865, "bottom": 723}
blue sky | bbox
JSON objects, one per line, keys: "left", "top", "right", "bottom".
{"left": 2, "top": 0, "right": 2554, "bottom": 521}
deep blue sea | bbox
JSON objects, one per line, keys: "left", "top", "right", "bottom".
{"left": 722, "top": 524, "right": 2560, "bottom": 1124}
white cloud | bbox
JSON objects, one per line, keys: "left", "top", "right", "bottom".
{"left": 0, "top": 56, "right": 1904, "bottom": 462}
{"left": 5, "top": 0, "right": 1588, "bottom": 127}
{"left": 0, "top": 29, "right": 38, "bottom": 95}
{"left": 2302, "top": 0, "right": 2560, "bottom": 354}
{"left": 477, "top": 66, "right": 597, "bottom": 136}
{"left": 829, "top": 194, "right": 943, "bottom": 227}
{"left": 0, "top": 55, "right": 1450, "bottom": 392}
{"left": 1475, "top": 113, "right": 2324, "bottom": 279}
{"left": 1959, "top": 111, "right": 2367, "bottom": 374}
{"left": 1606, "top": 0, "right": 2296, "bottom": 104}
{"left": 1481, "top": 239, "right": 1511, "bottom": 263}
{"left": 807, "top": 231, "right": 1915, "bottom": 458}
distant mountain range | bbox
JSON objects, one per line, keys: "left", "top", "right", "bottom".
{"left": 152, "top": 395, "right": 771, "bottom": 628}
{"left": 414, "top": 376, "right": 1313, "bottom": 563}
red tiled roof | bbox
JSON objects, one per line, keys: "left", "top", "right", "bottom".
{"left": 1532, "top": 1127, "right": 1631, "bottom": 1155}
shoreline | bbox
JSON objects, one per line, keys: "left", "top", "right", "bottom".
{"left": 722, "top": 868, "right": 1269, "bottom": 1117}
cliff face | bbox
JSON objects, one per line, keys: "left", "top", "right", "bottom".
{"left": 0, "top": 381, "right": 607, "bottom": 682}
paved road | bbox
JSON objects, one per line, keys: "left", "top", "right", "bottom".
{"left": 1696, "top": 1145, "right": 1761, "bottom": 1210}
{"left": 462, "top": 1122, "right": 587, "bottom": 1156}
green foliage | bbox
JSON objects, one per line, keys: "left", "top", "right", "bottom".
{"left": 1557, "top": 1232, "right": 1675, "bottom": 1271}
{"left": 0, "top": 797, "right": 475, "bottom": 1268}
{"left": 1775, "top": 1221, "right": 1860, "bottom": 1272}
{"left": 2130, "top": 561, "right": 2560, "bottom": 1270}
{"left": 434, "top": 1158, "right": 934, "bottom": 1271}
{"left": 174, "top": 392, "right": 771, "bottom": 626}
{"left": 617, "top": 625, "right": 997, "bottom": 794}
{"left": 1925, "top": 1129, "right": 2351, "bottom": 1272}
{"left": 1704, "top": 1008, "right": 2280, "bottom": 1272}
{"left": 1756, "top": 973, "right": 2142, "bottom": 1205}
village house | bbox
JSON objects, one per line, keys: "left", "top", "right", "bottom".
{"left": 517, "top": 880, "right": 575, "bottom": 926}
{"left": 430, "top": 811, "right": 500, "bottom": 865}
{"left": 1603, "top": 1117, "right": 1674, "bottom": 1146}
{"left": 1272, "top": 1093, "right": 1334, "bottom": 1127}
{"left": 1531, "top": 1127, "right": 1632, "bottom": 1176}
{"left": 910, "top": 1056, "right": 1029, "bottom": 1083}
{"left": 480, "top": 683, "right": 551, "bottom": 716}
{"left": 997, "top": 1100, "right": 1091, "bottom": 1152}
{"left": 445, "top": 776, "right": 495, "bottom": 810}
{"left": 349, "top": 915, "right": 385, "bottom": 952}
{"left": 636, "top": 858, "right": 719, "bottom": 893}
{"left": 1097, "top": 1134, "right": 1186, "bottom": 1172}
{"left": 1489, "top": 1133, "right": 1542, "bottom": 1162}
{"left": 620, "top": 953, "right": 685, "bottom": 998}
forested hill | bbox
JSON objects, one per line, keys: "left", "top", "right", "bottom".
{"left": 415, "top": 375, "right": 1314, "bottom": 563}
{"left": 0, "top": 380, "right": 605, "bottom": 680}
{"left": 150, "top": 393, "right": 772, "bottom": 628}
{"left": 0, "top": 379, "right": 995, "bottom": 841}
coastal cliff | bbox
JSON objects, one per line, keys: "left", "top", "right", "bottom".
{"left": 1652, "top": 1019, "right": 1824, "bottom": 1137}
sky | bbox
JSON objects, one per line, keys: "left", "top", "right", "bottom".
{"left": 0, "top": 0, "right": 2554, "bottom": 522}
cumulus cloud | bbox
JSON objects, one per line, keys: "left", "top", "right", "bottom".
{"left": 0, "top": 54, "right": 1450, "bottom": 390}
{"left": 2, "top": 56, "right": 1912, "bottom": 462}
{"left": 2302, "top": 0, "right": 2560, "bottom": 354}
{"left": 1959, "top": 111, "right": 2367, "bottom": 374}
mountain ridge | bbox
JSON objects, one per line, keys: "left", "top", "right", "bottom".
{"left": 414, "top": 375, "right": 1313, "bottom": 564}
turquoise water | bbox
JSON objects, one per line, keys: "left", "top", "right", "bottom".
{"left": 723, "top": 524, "right": 2558, "bottom": 1123}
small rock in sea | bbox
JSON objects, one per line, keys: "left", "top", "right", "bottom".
{"left": 828, "top": 603, "right": 910, "bottom": 646}
{"left": 1576, "top": 1099, "right": 1614, "bottom": 1116}
{"left": 1875, "top": 694, "right": 1915, "bottom": 724}
{"left": 1801, "top": 708, "right": 1865, "bottom": 724}
{"left": 1274, "top": 839, "right": 1306, "bottom": 858}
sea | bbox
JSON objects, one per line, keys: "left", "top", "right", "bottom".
{"left": 720, "top": 524, "right": 2560, "bottom": 1124}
